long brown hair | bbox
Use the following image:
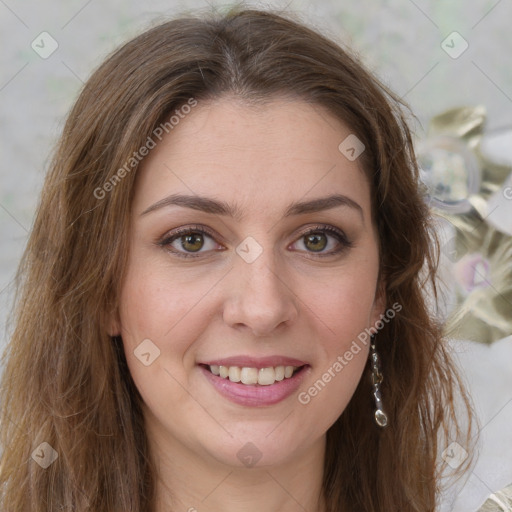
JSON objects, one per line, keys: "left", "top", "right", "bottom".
{"left": 0, "top": 6, "right": 476, "bottom": 511}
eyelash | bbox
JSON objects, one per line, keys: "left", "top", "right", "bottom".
{"left": 157, "top": 224, "right": 353, "bottom": 259}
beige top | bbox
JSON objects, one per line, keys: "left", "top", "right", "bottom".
{"left": 476, "top": 483, "right": 512, "bottom": 512}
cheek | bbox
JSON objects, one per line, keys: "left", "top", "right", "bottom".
{"left": 298, "top": 264, "right": 379, "bottom": 344}
{"left": 292, "top": 260, "right": 377, "bottom": 417}
{"left": 117, "top": 263, "right": 211, "bottom": 413}
{"left": 118, "top": 257, "right": 219, "bottom": 345}
{"left": 297, "top": 340, "right": 369, "bottom": 434}
{"left": 117, "top": 258, "right": 228, "bottom": 406}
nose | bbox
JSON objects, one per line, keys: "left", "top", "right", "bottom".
{"left": 222, "top": 246, "right": 299, "bottom": 337}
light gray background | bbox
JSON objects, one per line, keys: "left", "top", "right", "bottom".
{"left": 1, "top": 1, "right": 511, "bottom": 511}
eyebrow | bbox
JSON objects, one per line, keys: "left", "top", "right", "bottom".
{"left": 140, "top": 193, "right": 364, "bottom": 221}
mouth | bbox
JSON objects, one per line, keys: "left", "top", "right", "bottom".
{"left": 200, "top": 363, "right": 307, "bottom": 386}
{"left": 198, "top": 362, "right": 311, "bottom": 407}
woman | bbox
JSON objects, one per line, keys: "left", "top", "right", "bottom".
{"left": 0, "top": 7, "right": 476, "bottom": 512}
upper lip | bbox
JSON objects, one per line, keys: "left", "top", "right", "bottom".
{"left": 199, "top": 356, "right": 308, "bottom": 368}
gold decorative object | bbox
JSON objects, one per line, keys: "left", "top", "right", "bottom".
{"left": 417, "top": 106, "right": 512, "bottom": 344}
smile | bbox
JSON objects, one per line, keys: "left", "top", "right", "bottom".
{"left": 207, "top": 364, "right": 301, "bottom": 385}
{"left": 199, "top": 363, "right": 310, "bottom": 407}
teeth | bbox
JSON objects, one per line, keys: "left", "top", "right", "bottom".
{"left": 240, "top": 367, "right": 258, "bottom": 385}
{"left": 209, "top": 364, "right": 299, "bottom": 385}
{"left": 258, "top": 367, "right": 275, "bottom": 385}
{"left": 228, "top": 366, "right": 241, "bottom": 383}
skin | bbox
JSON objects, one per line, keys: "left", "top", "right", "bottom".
{"left": 109, "top": 96, "right": 385, "bottom": 512}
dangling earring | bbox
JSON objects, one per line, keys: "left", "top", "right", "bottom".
{"left": 370, "top": 334, "right": 388, "bottom": 428}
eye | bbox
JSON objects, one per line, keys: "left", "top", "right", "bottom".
{"left": 157, "top": 224, "right": 352, "bottom": 259}
{"left": 290, "top": 224, "right": 352, "bottom": 257}
{"left": 158, "top": 225, "right": 222, "bottom": 259}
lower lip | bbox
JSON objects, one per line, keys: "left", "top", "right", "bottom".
{"left": 199, "top": 365, "right": 310, "bottom": 407}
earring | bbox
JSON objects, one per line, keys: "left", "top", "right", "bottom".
{"left": 370, "top": 335, "right": 388, "bottom": 428}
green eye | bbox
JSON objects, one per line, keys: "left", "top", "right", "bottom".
{"left": 179, "top": 233, "right": 205, "bottom": 252}
{"left": 291, "top": 225, "right": 352, "bottom": 257}
{"left": 158, "top": 226, "right": 220, "bottom": 259}
{"left": 303, "top": 232, "right": 328, "bottom": 252}
{"left": 159, "top": 224, "right": 352, "bottom": 259}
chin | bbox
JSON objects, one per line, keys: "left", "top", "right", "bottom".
{"left": 202, "top": 428, "right": 315, "bottom": 470}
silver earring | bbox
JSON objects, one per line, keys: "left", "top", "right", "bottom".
{"left": 370, "top": 335, "right": 388, "bottom": 428}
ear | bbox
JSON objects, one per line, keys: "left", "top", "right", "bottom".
{"left": 370, "top": 277, "right": 387, "bottom": 327}
{"left": 105, "top": 307, "right": 122, "bottom": 337}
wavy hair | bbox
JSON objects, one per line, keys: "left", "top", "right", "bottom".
{"left": 0, "top": 6, "right": 476, "bottom": 511}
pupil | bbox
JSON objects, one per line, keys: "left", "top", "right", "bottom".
{"left": 306, "top": 233, "right": 326, "bottom": 252}
{"left": 183, "top": 233, "right": 203, "bottom": 252}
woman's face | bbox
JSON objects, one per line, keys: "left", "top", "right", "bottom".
{"left": 112, "top": 97, "right": 385, "bottom": 469}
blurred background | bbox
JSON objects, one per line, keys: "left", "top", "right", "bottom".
{"left": 1, "top": 1, "right": 511, "bottom": 510}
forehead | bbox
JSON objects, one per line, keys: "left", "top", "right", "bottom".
{"left": 132, "top": 96, "right": 371, "bottom": 219}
